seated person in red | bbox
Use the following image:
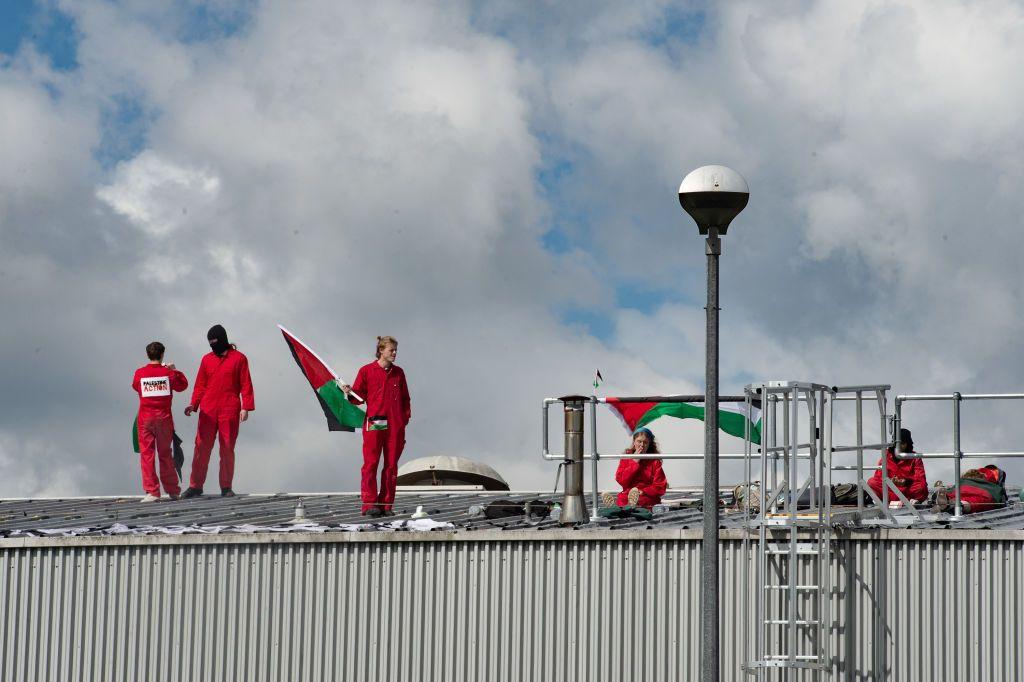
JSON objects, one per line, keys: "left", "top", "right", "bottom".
{"left": 604, "top": 428, "right": 668, "bottom": 509}
{"left": 867, "top": 428, "right": 928, "bottom": 503}
{"left": 933, "top": 465, "right": 1007, "bottom": 514}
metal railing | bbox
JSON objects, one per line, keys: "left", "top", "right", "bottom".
{"left": 540, "top": 392, "right": 873, "bottom": 522}
{"left": 894, "top": 392, "right": 1024, "bottom": 518}
{"left": 541, "top": 395, "right": 756, "bottom": 520}
{"left": 539, "top": 385, "right": 1013, "bottom": 525}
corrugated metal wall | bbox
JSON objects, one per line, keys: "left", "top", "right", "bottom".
{"left": 1, "top": 537, "right": 1022, "bottom": 681}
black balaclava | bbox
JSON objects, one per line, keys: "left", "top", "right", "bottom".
{"left": 898, "top": 428, "right": 914, "bottom": 453}
{"left": 207, "top": 324, "right": 230, "bottom": 356}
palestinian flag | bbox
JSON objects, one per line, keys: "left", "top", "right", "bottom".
{"left": 278, "top": 325, "right": 366, "bottom": 432}
{"left": 605, "top": 397, "right": 761, "bottom": 444}
{"left": 131, "top": 417, "right": 185, "bottom": 480}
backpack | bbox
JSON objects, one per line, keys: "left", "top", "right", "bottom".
{"left": 483, "top": 499, "right": 554, "bottom": 520}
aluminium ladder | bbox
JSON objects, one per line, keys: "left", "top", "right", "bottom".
{"left": 741, "top": 382, "right": 892, "bottom": 680}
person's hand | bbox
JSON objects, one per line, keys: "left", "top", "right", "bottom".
{"left": 633, "top": 443, "right": 644, "bottom": 455}
{"left": 163, "top": 362, "right": 176, "bottom": 370}
{"left": 338, "top": 380, "right": 351, "bottom": 395}
{"left": 893, "top": 477, "right": 907, "bottom": 486}
{"left": 184, "top": 406, "right": 195, "bottom": 417}
{"left": 240, "top": 409, "right": 249, "bottom": 423}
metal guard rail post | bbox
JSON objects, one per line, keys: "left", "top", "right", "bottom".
{"left": 895, "top": 392, "right": 1024, "bottom": 518}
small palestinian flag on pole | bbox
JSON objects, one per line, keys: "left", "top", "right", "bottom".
{"left": 605, "top": 397, "right": 762, "bottom": 444}
{"left": 278, "top": 325, "right": 366, "bottom": 432}
{"left": 593, "top": 369, "right": 603, "bottom": 392}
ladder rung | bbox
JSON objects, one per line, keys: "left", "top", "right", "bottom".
{"left": 831, "top": 443, "right": 889, "bottom": 452}
{"left": 765, "top": 544, "right": 820, "bottom": 554}
{"left": 764, "top": 619, "right": 819, "bottom": 625}
{"left": 765, "top": 655, "right": 820, "bottom": 661}
{"left": 764, "top": 585, "right": 818, "bottom": 590}
{"left": 753, "top": 659, "right": 825, "bottom": 670}
{"left": 765, "top": 512, "right": 824, "bottom": 518}
{"left": 762, "top": 517, "right": 826, "bottom": 527}
{"left": 831, "top": 465, "right": 880, "bottom": 471}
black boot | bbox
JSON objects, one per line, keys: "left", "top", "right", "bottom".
{"left": 221, "top": 488, "right": 236, "bottom": 498}
{"left": 181, "top": 487, "right": 203, "bottom": 499}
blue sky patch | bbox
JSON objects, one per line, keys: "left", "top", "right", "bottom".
{"left": 177, "top": 1, "right": 255, "bottom": 44}
{"left": 560, "top": 307, "right": 616, "bottom": 342}
{"left": 0, "top": 1, "right": 78, "bottom": 70}
{"left": 643, "top": 7, "right": 706, "bottom": 48}
{"left": 96, "top": 94, "right": 155, "bottom": 169}
{"left": 616, "top": 280, "right": 678, "bottom": 315}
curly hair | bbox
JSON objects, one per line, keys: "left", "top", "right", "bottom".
{"left": 624, "top": 428, "right": 660, "bottom": 455}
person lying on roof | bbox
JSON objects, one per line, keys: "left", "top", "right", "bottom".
{"left": 932, "top": 465, "right": 1008, "bottom": 514}
{"left": 867, "top": 428, "right": 929, "bottom": 503}
{"left": 602, "top": 427, "right": 668, "bottom": 510}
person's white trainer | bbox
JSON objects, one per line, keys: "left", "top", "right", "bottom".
{"left": 627, "top": 487, "right": 641, "bottom": 507}
{"left": 140, "top": 494, "right": 161, "bottom": 503}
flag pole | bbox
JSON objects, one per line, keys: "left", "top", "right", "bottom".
{"left": 278, "top": 324, "right": 363, "bottom": 402}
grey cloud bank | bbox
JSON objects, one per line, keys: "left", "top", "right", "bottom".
{"left": 2, "top": 1, "right": 1023, "bottom": 496}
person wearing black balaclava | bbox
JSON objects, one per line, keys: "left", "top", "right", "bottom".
{"left": 181, "top": 325, "right": 255, "bottom": 498}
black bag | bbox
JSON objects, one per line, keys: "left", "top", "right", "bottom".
{"left": 832, "top": 483, "right": 865, "bottom": 505}
{"left": 483, "top": 499, "right": 554, "bottom": 520}
{"left": 172, "top": 432, "right": 185, "bottom": 481}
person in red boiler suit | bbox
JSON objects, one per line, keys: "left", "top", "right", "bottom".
{"left": 340, "top": 336, "right": 411, "bottom": 518}
{"left": 132, "top": 341, "right": 188, "bottom": 502}
{"left": 607, "top": 427, "right": 668, "bottom": 509}
{"left": 868, "top": 428, "right": 928, "bottom": 503}
{"left": 181, "top": 325, "right": 255, "bottom": 499}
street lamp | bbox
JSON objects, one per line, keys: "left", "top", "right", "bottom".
{"left": 678, "top": 165, "right": 749, "bottom": 682}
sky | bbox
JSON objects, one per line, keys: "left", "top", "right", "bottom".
{"left": 3, "top": 0, "right": 1024, "bottom": 497}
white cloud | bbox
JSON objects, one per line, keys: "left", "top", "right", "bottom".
{"left": 96, "top": 151, "right": 220, "bottom": 236}
{"left": 798, "top": 186, "right": 872, "bottom": 261}
{"left": 6, "top": 1, "right": 1024, "bottom": 498}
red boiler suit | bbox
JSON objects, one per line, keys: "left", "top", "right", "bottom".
{"left": 958, "top": 465, "right": 1007, "bottom": 513}
{"left": 188, "top": 349, "right": 255, "bottom": 490}
{"left": 615, "top": 458, "right": 668, "bottom": 509}
{"left": 348, "top": 361, "right": 411, "bottom": 512}
{"left": 868, "top": 449, "right": 928, "bottom": 502}
{"left": 132, "top": 363, "right": 189, "bottom": 497}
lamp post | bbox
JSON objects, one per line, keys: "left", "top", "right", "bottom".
{"left": 678, "top": 165, "right": 749, "bottom": 682}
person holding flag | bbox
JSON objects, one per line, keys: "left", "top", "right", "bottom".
{"left": 181, "top": 325, "right": 255, "bottom": 499}
{"left": 131, "top": 342, "right": 188, "bottom": 502}
{"left": 340, "top": 336, "right": 411, "bottom": 517}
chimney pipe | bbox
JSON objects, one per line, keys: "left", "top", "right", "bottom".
{"left": 559, "top": 395, "right": 589, "bottom": 524}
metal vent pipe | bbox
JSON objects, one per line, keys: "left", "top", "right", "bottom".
{"left": 560, "top": 395, "right": 589, "bottom": 524}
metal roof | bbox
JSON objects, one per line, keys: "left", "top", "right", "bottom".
{"left": 1, "top": 488, "right": 1022, "bottom": 538}
{"left": 0, "top": 490, "right": 706, "bottom": 536}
